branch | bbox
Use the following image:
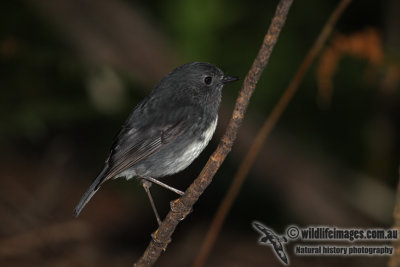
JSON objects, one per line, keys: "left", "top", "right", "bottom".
{"left": 193, "top": 0, "right": 351, "bottom": 266}
{"left": 133, "top": 0, "right": 293, "bottom": 266}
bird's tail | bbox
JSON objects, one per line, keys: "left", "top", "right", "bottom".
{"left": 73, "top": 166, "right": 109, "bottom": 217}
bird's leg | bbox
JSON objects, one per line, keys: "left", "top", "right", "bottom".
{"left": 142, "top": 176, "right": 184, "bottom": 196}
{"left": 141, "top": 180, "right": 161, "bottom": 225}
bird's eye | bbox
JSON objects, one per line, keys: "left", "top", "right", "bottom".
{"left": 204, "top": 76, "right": 212, "bottom": 85}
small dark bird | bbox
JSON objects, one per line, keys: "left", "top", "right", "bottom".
{"left": 252, "top": 221, "right": 289, "bottom": 265}
{"left": 74, "top": 62, "right": 238, "bottom": 223}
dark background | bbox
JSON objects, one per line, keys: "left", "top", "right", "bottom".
{"left": 1, "top": 0, "right": 399, "bottom": 266}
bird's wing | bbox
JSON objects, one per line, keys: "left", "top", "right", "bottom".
{"left": 73, "top": 105, "right": 198, "bottom": 217}
{"left": 102, "top": 110, "right": 193, "bottom": 182}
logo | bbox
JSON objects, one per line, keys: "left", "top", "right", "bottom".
{"left": 252, "top": 221, "right": 289, "bottom": 265}
{"left": 252, "top": 222, "right": 397, "bottom": 265}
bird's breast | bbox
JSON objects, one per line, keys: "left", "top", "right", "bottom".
{"left": 200, "top": 116, "right": 218, "bottom": 143}
{"left": 164, "top": 116, "right": 218, "bottom": 175}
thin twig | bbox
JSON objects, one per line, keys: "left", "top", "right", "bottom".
{"left": 388, "top": 166, "right": 400, "bottom": 267}
{"left": 133, "top": 0, "right": 293, "bottom": 266}
{"left": 192, "top": 1, "right": 351, "bottom": 266}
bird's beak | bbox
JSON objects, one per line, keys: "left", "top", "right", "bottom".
{"left": 221, "top": 75, "right": 239, "bottom": 84}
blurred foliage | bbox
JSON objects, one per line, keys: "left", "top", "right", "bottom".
{"left": 1, "top": 0, "right": 399, "bottom": 180}
{"left": 161, "top": 0, "right": 241, "bottom": 59}
{"left": 0, "top": 1, "right": 87, "bottom": 142}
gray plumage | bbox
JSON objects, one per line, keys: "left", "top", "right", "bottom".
{"left": 74, "top": 62, "right": 238, "bottom": 217}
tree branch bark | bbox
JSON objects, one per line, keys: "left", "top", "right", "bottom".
{"left": 133, "top": 0, "right": 293, "bottom": 266}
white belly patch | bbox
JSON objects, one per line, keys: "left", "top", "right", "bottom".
{"left": 166, "top": 117, "right": 218, "bottom": 174}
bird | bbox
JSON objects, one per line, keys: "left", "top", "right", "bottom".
{"left": 73, "top": 62, "right": 238, "bottom": 224}
{"left": 252, "top": 221, "right": 289, "bottom": 265}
